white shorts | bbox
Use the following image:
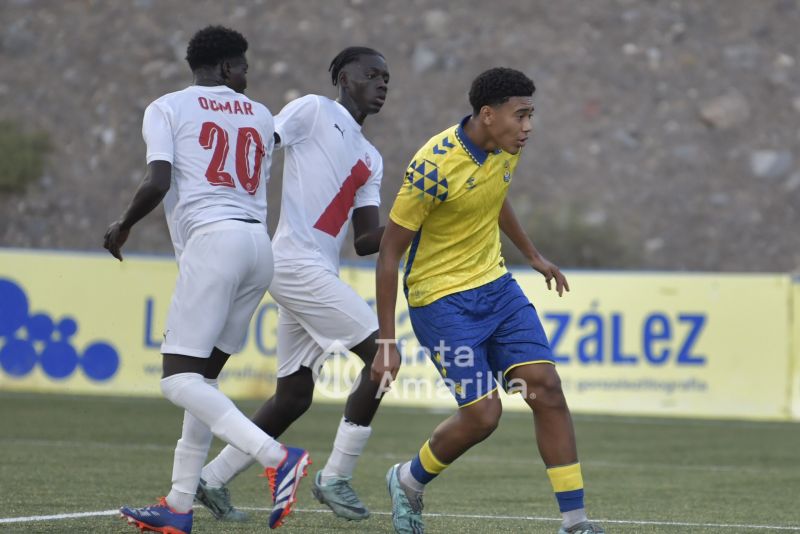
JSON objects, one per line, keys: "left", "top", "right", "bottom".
{"left": 270, "top": 264, "right": 378, "bottom": 378}
{"left": 161, "top": 220, "right": 273, "bottom": 358}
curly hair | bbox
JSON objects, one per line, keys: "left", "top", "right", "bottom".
{"left": 185, "top": 25, "right": 248, "bottom": 71}
{"left": 468, "top": 67, "right": 535, "bottom": 115}
{"left": 328, "top": 46, "right": 384, "bottom": 86}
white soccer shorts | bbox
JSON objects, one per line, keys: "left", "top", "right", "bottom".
{"left": 161, "top": 220, "right": 273, "bottom": 358}
{"left": 269, "top": 264, "right": 378, "bottom": 378}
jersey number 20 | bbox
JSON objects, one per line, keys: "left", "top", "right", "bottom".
{"left": 199, "top": 121, "right": 265, "bottom": 195}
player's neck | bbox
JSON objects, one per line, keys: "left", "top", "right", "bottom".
{"left": 193, "top": 68, "right": 226, "bottom": 88}
{"left": 463, "top": 116, "right": 496, "bottom": 153}
{"left": 336, "top": 96, "right": 366, "bottom": 125}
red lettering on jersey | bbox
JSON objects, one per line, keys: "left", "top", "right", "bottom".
{"left": 198, "top": 122, "right": 234, "bottom": 188}
{"left": 200, "top": 97, "right": 252, "bottom": 115}
{"left": 235, "top": 127, "right": 264, "bottom": 194}
{"left": 198, "top": 122, "right": 266, "bottom": 195}
{"left": 313, "top": 160, "right": 371, "bottom": 237}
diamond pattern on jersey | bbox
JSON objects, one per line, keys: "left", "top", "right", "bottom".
{"left": 407, "top": 159, "right": 448, "bottom": 202}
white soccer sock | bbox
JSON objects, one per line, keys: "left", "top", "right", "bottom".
{"left": 320, "top": 418, "right": 372, "bottom": 483}
{"left": 201, "top": 444, "right": 255, "bottom": 488}
{"left": 563, "top": 508, "right": 588, "bottom": 529}
{"left": 398, "top": 460, "right": 425, "bottom": 493}
{"left": 160, "top": 373, "right": 286, "bottom": 469}
{"left": 165, "top": 379, "right": 217, "bottom": 513}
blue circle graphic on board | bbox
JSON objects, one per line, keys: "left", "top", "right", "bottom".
{"left": 0, "top": 279, "right": 29, "bottom": 338}
{"left": 40, "top": 341, "right": 79, "bottom": 379}
{"left": 0, "top": 338, "right": 38, "bottom": 377}
{"left": 81, "top": 342, "right": 120, "bottom": 381}
{"left": 27, "top": 313, "right": 55, "bottom": 341}
{"left": 57, "top": 317, "right": 78, "bottom": 340}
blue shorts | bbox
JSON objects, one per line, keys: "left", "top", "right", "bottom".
{"left": 408, "top": 273, "right": 554, "bottom": 407}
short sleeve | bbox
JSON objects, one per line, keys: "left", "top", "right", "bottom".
{"left": 388, "top": 154, "right": 446, "bottom": 231}
{"left": 273, "top": 95, "right": 320, "bottom": 149}
{"left": 142, "top": 102, "right": 174, "bottom": 164}
{"left": 354, "top": 153, "right": 382, "bottom": 209}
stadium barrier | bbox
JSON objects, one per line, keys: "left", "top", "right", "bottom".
{"left": 1, "top": 249, "right": 798, "bottom": 421}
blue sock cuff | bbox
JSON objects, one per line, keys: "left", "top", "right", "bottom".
{"left": 410, "top": 455, "right": 437, "bottom": 484}
{"left": 555, "top": 488, "right": 585, "bottom": 513}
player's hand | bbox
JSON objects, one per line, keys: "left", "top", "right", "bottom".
{"left": 103, "top": 221, "right": 130, "bottom": 262}
{"left": 530, "top": 255, "right": 569, "bottom": 297}
{"left": 371, "top": 340, "right": 402, "bottom": 391}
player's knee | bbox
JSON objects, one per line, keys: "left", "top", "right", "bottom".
{"left": 351, "top": 331, "right": 379, "bottom": 365}
{"left": 466, "top": 400, "right": 502, "bottom": 439}
{"left": 160, "top": 372, "right": 202, "bottom": 406}
{"left": 529, "top": 372, "right": 567, "bottom": 409}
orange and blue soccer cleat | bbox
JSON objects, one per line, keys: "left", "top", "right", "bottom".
{"left": 119, "top": 497, "right": 192, "bottom": 534}
{"left": 264, "top": 446, "right": 311, "bottom": 529}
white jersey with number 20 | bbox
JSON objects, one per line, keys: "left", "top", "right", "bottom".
{"left": 142, "top": 85, "right": 275, "bottom": 260}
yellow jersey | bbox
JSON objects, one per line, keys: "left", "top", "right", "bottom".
{"left": 389, "top": 116, "right": 520, "bottom": 307}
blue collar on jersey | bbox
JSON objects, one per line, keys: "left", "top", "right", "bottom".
{"left": 455, "top": 115, "right": 501, "bottom": 166}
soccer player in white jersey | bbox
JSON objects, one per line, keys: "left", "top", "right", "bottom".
{"left": 195, "top": 46, "right": 389, "bottom": 523}
{"left": 103, "top": 26, "right": 310, "bottom": 532}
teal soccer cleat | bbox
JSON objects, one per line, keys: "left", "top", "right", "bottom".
{"left": 558, "top": 521, "right": 605, "bottom": 534}
{"left": 311, "top": 471, "right": 370, "bottom": 520}
{"left": 195, "top": 478, "right": 248, "bottom": 522}
{"left": 386, "top": 464, "right": 424, "bottom": 534}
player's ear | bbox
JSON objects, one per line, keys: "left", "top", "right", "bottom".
{"left": 338, "top": 70, "right": 349, "bottom": 89}
{"left": 479, "top": 105, "right": 494, "bottom": 126}
{"left": 219, "top": 60, "right": 229, "bottom": 81}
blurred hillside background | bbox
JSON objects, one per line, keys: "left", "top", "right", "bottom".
{"left": 1, "top": 0, "right": 798, "bottom": 271}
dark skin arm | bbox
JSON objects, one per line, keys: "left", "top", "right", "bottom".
{"left": 498, "top": 197, "right": 570, "bottom": 296}
{"left": 352, "top": 205, "right": 384, "bottom": 256}
{"left": 370, "top": 219, "right": 417, "bottom": 385}
{"left": 103, "top": 160, "right": 172, "bottom": 261}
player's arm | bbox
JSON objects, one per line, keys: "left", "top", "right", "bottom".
{"left": 352, "top": 206, "right": 384, "bottom": 256}
{"left": 103, "top": 161, "right": 171, "bottom": 261}
{"left": 498, "top": 197, "right": 569, "bottom": 296}
{"left": 371, "top": 219, "right": 416, "bottom": 385}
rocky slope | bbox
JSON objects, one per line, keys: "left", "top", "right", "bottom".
{"left": 1, "top": 0, "right": 798, "bottom": 272}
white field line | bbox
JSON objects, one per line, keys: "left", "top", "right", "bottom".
{"left": 1, "top": 507, "right": 799, "bottom": 531}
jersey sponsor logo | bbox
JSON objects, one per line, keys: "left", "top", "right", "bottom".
{"left": 365, "top": 153, "right": 372, "bottom": 169}
{"left": 503, "top": 160, "right": 512, "bottom": 182}
{"left": 0, "top": 278, "right": 120, "bottom": 381}
{"left": 313, "top": 159, "right": 371, "bottom": 237}
{"left": 197, "top": 96, "right": 254, "bottom": 115}
{"left": 465, "top": 177, "right": 477, "bottom": 190}
{"left": 333, "top": 123, "right": 345, "bottom": 138}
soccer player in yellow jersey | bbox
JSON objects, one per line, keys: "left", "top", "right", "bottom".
{"left": 373, "top": 68, "right": 604, "bottom": 534}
